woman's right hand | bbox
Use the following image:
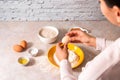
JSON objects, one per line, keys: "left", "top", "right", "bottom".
{"left": 55, "top": 42, "right": 68, "bottom": 61}
{"left": 66, "top": 29, "right": 96, "bottom": 47}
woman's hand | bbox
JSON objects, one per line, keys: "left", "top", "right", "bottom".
{"left": 66, "top": 29, "right": 96, "bottom": 47}
{"left": 55, "top": 42, "right": 68, "bottom": 61}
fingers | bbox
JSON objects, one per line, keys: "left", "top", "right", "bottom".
{"left": 66, "top": 35, "right": 81, "bottom": 43}
{"left": 56, "top": 42, "right": 68, "bottom": 50}
{"left": 63, "top": 43, "right": 68, "bottom": 50}
{"left": 69, "top": 37, "right": 79, "bottom": 41}
{"left": 66, "top": 29, "right": 83, "bottom": 36}
{"left": 56, "top": 42, "right": 62, "bottom": 48}
{"left": 66, "top": 31, "right": 78, "bottom": 37}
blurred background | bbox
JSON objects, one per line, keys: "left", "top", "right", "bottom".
{"left": 0, "top": 0, "right": 105, "bottom": 21}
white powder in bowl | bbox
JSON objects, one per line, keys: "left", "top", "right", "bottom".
{"left": 40, "top": 28, "right": 57, "bottom": 38}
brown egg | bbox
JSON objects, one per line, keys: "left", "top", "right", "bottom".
{"left": 62, "top": 36, "right": 70, "bottom": 44}
{"left": 20, "top": 40, "right": 27, "bottom": 49}
{"left": 13, "top": 45, "right": 24, "bottom": 52}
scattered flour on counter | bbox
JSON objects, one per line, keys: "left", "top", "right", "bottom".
{"left": 38, "top": 56, "right": 59, "bottom": 73}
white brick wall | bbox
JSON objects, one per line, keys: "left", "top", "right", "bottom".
{"left": 0, "top": 0, "right": 105, "bottom": 21}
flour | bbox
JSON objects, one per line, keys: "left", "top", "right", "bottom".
{"left": 68, "top": 50, "right": 79, "bottom": 66}
{"left": 54, "top": 49, "right": 80, "bottom": 67}
{"left": 38, "top": 56, "right": 59, "bottom": 73}
{"left": 40, "top": 28, "right": 57, "bottom": 38}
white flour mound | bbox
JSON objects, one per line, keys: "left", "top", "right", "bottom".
{"left": 54, "top": 49, "right": 79, "bottom": 67}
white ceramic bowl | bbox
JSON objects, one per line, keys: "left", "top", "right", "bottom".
{"left": 69, "top": 27, "right": 89, "bottom": 33}
{"left": 18, "top": 57, "right": 30, "bottom": 66}
{"left": 38, "top": 26, "right": 59, "bottom": 43}
{"left": 28, "top": 48, "right": 39, "bottom": 57}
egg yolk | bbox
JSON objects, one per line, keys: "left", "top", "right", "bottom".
{"left": 18, "top": 58, "right": 28, "bottom": 64}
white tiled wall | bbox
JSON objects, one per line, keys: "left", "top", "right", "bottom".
{"left": 0, "top": 0, "right": 105, "bottom": 21}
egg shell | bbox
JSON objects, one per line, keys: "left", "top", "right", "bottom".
{"left": 62, "top": 36, "right": 70, "bottom": 44}
{"left": 13, "top": 45, "right": 24, "bottom": 52}
{"left": 20, "top": 40, "right": 27, "bottom": 49}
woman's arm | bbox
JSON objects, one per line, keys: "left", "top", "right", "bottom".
{"left": 60, "top": 59, "right": 77, "bottom": 80}
{"left": 55, "top": 42, "right": 77, "bottom": 80}
{"left": 96, "top": 38, "right": 113, "bottom": 51}
{"left": 66, "top": 30, "right": 114, "bottom": 51}
{"left": 78, "top": 38, "right": 120, "bottom": 80}
{"left": 60, "top": 38, "right": 120, "bottom": 80}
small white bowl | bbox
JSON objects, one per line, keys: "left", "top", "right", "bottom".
{"left": 18, "top": 57, "right": 30, "bottom": 66}
{"left": 69, "top": 27, "right": 89, "bottom": 33}
{"left": 28, "top": 48, "right": 38, "bottom": 57}
{"left": 38, "top": 26, "right": 59, "bottom": 43}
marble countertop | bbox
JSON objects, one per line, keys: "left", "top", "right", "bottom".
{"left": 0, "top": 21, "right": 120, "bottom": 80}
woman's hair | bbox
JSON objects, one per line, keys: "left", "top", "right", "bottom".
{"left": 104, "top": 0, "right": 120, "bottom": 8}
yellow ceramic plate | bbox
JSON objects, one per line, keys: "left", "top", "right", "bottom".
{"left": 47, "top": 43, "right": 84, "bottom": 68}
